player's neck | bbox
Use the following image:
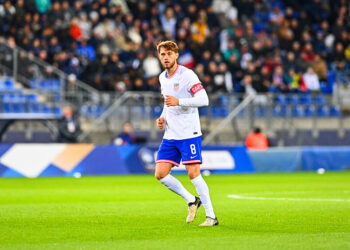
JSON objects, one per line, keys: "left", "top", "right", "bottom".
{"left": 166, "top": 63, "right": 178, "bottom": 77}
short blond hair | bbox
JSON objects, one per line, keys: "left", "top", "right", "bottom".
{"left": 156, "top": 41, "right": 179, "bottom": 54}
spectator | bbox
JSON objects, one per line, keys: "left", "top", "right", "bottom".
{"left": 331, "top": 42, "right": 348, "bottom": 84}
{"left": 0, "top": 0, "right": 348, "bottom": 95}
{"left": 303, "top": 67, "right": 320, "bottom": 92}
{"left": 77, "top": 40, "right": 95, "bottom": 61}
{"left": 143, "top": 52, "right": 161, "bottom": 78}
{"left": 113, "top": 122, "right": 135, "bottom": 145}
{"left": 191, "top": 15, "right": 209, "bottom": 44}
{"left": 35, "top": 0, "right": 51, "bottom": 14}
{"left": 160, "top": 7, "right": 177, "bottom": 38}
{"left": 57, "top": 106, "right": 82, "bottom": 143}
{"left": 311, "top": 54, "right": 328, "bottom": 81}
{"left": 272, "top": 66, "right": 288, "bottom": 92}
{"left": 245, "top": 127, "right": 269, "bottom": 150}
{"left": 223, "top": 40, "right": 240, "bottom": 61}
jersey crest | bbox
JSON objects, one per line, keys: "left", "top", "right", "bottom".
{"left": 173, "top": 82, "right": 179, "bottom": 91}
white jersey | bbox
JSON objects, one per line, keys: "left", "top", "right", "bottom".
{"left": 159, "top": 65, "right": 207, "bottom": 140}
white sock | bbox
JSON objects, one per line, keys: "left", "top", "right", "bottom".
{"left": 191, "top": 175, "right": 216, "bottom": 218}
{"left": 159, "top": 174, "right": 196, "bottom": 204}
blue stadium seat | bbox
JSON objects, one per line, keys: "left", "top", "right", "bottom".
{"left": 2, "top": 103, "right": 11, "bottom": 113}
{"left": 30, "top": 79, "right": 41, "bottom": 89}
{"left": 53, "top": 106, "right": 62, "bottom": 116}
{"left": 30, "top": 79, "right": 62, "bottom": 92}
{"left": 4, "top": 79, "right": 15, "bottom": 90}
{"left": 329, "top": 106, "right": 341, "bottom": 117}
{"left": 4, "top": 94, "right": 26, "bottom": 103}
{"left": 42, "top": 104, "right": 51, "bottom": 113}
{"left": 315, "top": 95, "right": 326, "bottom": 105}
{"left": 320, "top": 81, "right": 333, "bottom": 94}
{"left": 27, "top": 94, "right": 38, "bottom": 103}
{"left": 304, "top": 105, "right": 315, "bottom": 117}
{"left": 12, "top": 103, "right": 27, "bottom": 113}
{"left": 254, "top": 106, "right": 266, "bottom": 117}
{"left": 292, "top": 105, "right": 305, "bottom": 117}
{"left": 317, "top": 105, "right": 330, "bottom": 117}
{"left": 289, "top": 95, "right": 300, "bottom": 105}
{"left": 300, "top": 95, "right": 312, "bottom": 105}
{"left": 327, "top": 70, "right": 336, "bottom": 86}
{"left": 211, "top": 106, "right": 229, "bottom": 117}
{"left": 273, "top": 104, "right": 288, "bottom": 117}
{"left": 275, "top": 95, "right": 288, "bottom": 105}
{"left": 218, "top": 95, "right": 230, "bottom": 106}
{"left": 199, "top": 107, "right": 207, "bottom": 116}
{"left": 29, "top": 103, "right": 40, "bottom": 113}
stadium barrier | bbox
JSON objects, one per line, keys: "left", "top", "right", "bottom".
{"left": 0, "top": 144, "right": 349, "bottom": 177}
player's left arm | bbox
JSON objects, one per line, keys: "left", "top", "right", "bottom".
{"left": 165, "top": 70, "right": 209, "bottom": 107}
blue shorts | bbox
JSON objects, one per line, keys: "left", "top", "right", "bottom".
{"left": 156, "top": 136, "right": 202, "bottom": 166}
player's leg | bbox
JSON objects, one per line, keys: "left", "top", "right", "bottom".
{"left": 155, "top": 139, "right": 196, "bottom": 204}
{"left": 180, "top": 136, "right": 218, "bottom": 226}
{"left": 155, "top": 162, "right": 195, "bottom": 203}
{"left": 185, "top": 164, "right": 218, "bottom": 226}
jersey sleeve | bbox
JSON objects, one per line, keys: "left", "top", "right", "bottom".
{"left": 186, "top": 70, "right": 204, "bottom": 95}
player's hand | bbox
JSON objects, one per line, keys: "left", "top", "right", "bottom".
{"left": 157, "top": 117, "right": 165, "bottom": 129}
{"left": 165, "top": 95, "right": 179, "bottom": 106}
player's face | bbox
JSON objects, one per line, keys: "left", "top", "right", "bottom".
{"left": 158, "top": 48, "right": 178, "bottom": 70}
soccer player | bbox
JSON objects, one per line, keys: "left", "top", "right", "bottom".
{"left": 154, "top": 41, "right": 218, "bottom": 226}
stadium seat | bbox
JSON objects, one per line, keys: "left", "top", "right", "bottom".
{"left": 289, "top": 95, "right": 300, "bottom": 105}
{"left": 211, "top": 106, "right": 229, "bottom": 118}
{"left": 2, "top": 103, "right": 11, "bottom": 113}
{"left": 292, "top": 105, "right": 305, "bottom": 117}
{"left": 27, "top": 94, "right": 38, "bottom": 103}
{"left": 300, "top": 95, "right": 312, "bottom": 105}
{"left": 315, "top": 95, "right": 326, "bottom": 105}
{"left": 317, "top": 105, "right": 330, "bottom": 117}
{"left": 53, "top": 106, "right": 62, "bottom": 116}
{"left": 304, "top": 105, "right": 315, "bottom": 117}
{"left": 275, "top": 95, "right": 288, "bottom": 105}
{"left": 320, "top": 81, "right": 333, "bottom": 94}
{"left": 199, "top": 107, "right": 207, "bottom": 116}
{"left": 273, "top": 104, "right": 288, "bottom": 117}
{"left": 329, "top": 106, "right": 341, "bottom": 117}
{"left": 254, "top": 106, "right": 266, "bottom": 117}
{"left": 4, "top": 79, "right": 15, "bottom": 90}
{"left": 12, "top": 103, "right": 27, "bottom": 113}
{"left": 217, "top": 95, "right": 230, "bottom": 106}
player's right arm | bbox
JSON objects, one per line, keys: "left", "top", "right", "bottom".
{"left": 157, "top": 78, "right": 166, "bottom": 130}
{"left": 157, "top": 103, "right": 166, "bottom": 129}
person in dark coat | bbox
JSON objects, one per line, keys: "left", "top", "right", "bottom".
{"left": 57, "top": 106, "right": 82, "bottom": 143}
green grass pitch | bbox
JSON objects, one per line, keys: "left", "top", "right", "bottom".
{"left": 0, "top": 172, "right": 349, "bottom": 250}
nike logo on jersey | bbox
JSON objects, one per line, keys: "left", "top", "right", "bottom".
{"left": 190, "top": 155, "right": 197, "bottom": 159}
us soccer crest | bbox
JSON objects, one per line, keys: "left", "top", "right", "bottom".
{"left": 173, "top": 83, "right": 179, "bottom": 91}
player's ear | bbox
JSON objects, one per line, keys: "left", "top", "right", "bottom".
{"left": 175, "top": 52, "right": 179, "bottom": 59}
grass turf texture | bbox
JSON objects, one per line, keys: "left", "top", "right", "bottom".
{"left": 0, "top": 172, "right": 349, "bottom": 250}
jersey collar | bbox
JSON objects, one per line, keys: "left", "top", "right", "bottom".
{"left": 165, "top": 64, "right": 179, "bottom": 79}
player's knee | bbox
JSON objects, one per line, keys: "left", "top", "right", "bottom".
{"left": 187, "top": 168, "right": 200, "bottom": 180}
{"left": 155, "top": 171, "right": 167, "bottom": 180}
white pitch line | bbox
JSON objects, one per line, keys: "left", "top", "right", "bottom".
{"left": 227, "top": 194, "right": 350, "bottom": 202}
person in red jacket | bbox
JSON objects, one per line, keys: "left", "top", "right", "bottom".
{"left": 245, "top": 127, "right": 268, "bottom": 150}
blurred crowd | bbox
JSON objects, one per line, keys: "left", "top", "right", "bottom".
{"left": 0, "top": 0, "right": 349, "bottom": 94}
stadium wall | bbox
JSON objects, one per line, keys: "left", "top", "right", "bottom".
{"left": 0, "top": 144, "right": 349, "bottom": 178}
